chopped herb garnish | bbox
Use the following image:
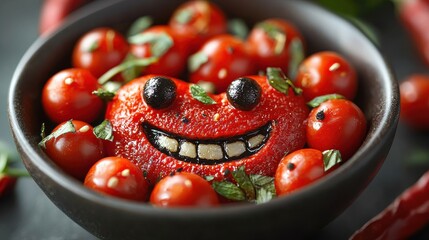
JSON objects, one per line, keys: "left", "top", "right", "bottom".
{"left": 288, "top": 38, "right": 305, "bottom": 79}
{"left": 120, "top": 54, "right": 143, "bottom": 83}
{"left": 128, "top": 32, "right": 173, "bottom": 57}
{"left": 93, "top": 88, "right": 116, "bottom": 101}
{"left": 212, "top": 181, "right": 246, "bottom": 201}
{"left": 204, "top": 175, "right": 215, "bottom": 181}
{"left": 39, "top": 120, "right": 76, "bottom": 148}
{"left": 322, "top": 149, "right": 342, "bottom": 171}
{"left": 127, "top": 16, "right": 153, "bottom": 38}
{"left": 190, "top": 84, "right": 216, "bottom": 104}
{"left": 211, "top": 166, "right": 276, "bottom": 204}
{"left": 228, "top": 18, "right": 249, "bottom": 39}
{"left": 188, "top": 51, "right": 209, "bottom": 72}
{"left": 174, "top": 8, "right": 195, "bottom": 24}
{"left": 258, "top": 22, "right": 286, "bottom": 55}
{"left": 307, "top": 94, "right": 345, "bottom": 108}
{"left": 86, "top": 40, "right": 100, "bottom": 52}
{"left": 98, "top": 57, "right": 158, "bottom": 85}
{"left": 231, "top": 166, "right": 256, "bottom": 200}
{"left": 266, "top": 67, "right": 302, "bottom": 95}
{"left": 93, "top": 120, "right": 114, "bottom": 141}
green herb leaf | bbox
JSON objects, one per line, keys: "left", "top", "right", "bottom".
{"left": 232, "top": 166, "right": 256, "bottom": 200}
{"left": 190, "top": 84, "right": 216, "bottom": 104}
{"left": 255, "top": 187, "right": 275, "bottom": 204}
{"left": 307, "top": 94, "right": 345, "bottom": 108}
{"left": 188, "top": 51, "right": 209, "bottom": 73}
{"left": 266, "top": 67, "right": 302, "bottom": 95}
{"left": 258, "top": 22, "right": 285, "bottom": 55}
{"left": 93, "top": 88, "right": 116, "bottom": 101}
{"left": 39, "top": 120, "right": 76, "bottom": 148}
{"left": 250, "top": 174, "right": 276, "bottom": 204}
{"left": 128, "top": 32, "right": 173, "bottom": 57}
{"left": 204, "top": 175, "right": 215, "bottom": 181}
{"left": 93, "top": 120, "right": 114, "bottom": 141}
{"left": 0, "top": 153, "right": 7, "bottom": 173}
{"left": 228, "top": 19, "right": 249, "bottom": 39}
{"left": 322, "top": 149, "right": 342, "bottom": 171}
{"left": 288, "top": 38, "right": 305, "bottom": 79}
{"left": 406, "top": 149, "right": 429, "bottom": 166}
{"left": 212, "top": 181, "right": 246, "bottom": 201}
{"left": 120, "top": 54, "right": 143, "bottom": 82}
{"left": 86, "top": 40, "right": 99, "bottom": 52}
{"left": 98, "top": 57, "right": 158, "bottom": 85}
{"left": 127, "top": 16, "right": 153, "bottom": 38}
{"left": 174, "top": 8, "right": 195, "bottom": 24}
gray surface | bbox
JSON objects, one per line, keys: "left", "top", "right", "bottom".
{"left": 0, "top": 0, "right": 428, "bottom": 239}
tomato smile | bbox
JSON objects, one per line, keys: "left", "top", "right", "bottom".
{"left": 143, "top": 121, "right": 272, "bottom": 165}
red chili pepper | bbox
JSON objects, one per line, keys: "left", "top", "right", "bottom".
{"left": 398, "top": 0, "right": 429, "bottom": 67}
{"left": 39, "top": 0, "right": 91, "bottom": 35}
{"left": 350, "top": 170, "right": 429, "bottom": 240}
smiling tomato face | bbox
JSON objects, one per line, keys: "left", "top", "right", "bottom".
{"left": 105, "top": 74, "right": 308, "bottom": 183}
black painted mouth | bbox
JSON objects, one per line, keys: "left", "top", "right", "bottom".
{"left": 142, "top": 121, "right": 272, "bottom": 165}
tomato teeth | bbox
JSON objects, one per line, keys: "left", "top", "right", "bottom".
{"left": 142, "top": 122, "right": 272, "bottom": 165}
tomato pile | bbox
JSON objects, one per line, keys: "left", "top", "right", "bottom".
{"left": 39, "top": 0, "right": 367, "bottom": 207}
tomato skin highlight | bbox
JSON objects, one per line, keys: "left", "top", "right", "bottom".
{"left": 189, "top": 35, "right": 257, "bottom": 93}
{"left": 169, "top": 0, "right": 227, "bottom": 53}
{"left": 275, "top": 148, "right": 330, "bottom": 196}
{"left": 44, "top": 120, "right": 105, "bottom": 181}
{"left": 42, "top": 68, "right": 104, "bottom": 124}
{"left": 247, "top": 18, "right": 305, "bottom": 75}
{"left": 400, "top": 74, "right": 429, "bottom": 130}
{"left": 306, "top": 99, "right": 367, "bottom": 161}
{"left": 150, "top": 172, "right": 219, "bottom": 207}
{"left": 295, "top": 51, "right": 357, "bottom": 101}
{"left": 84, "top": 157, "right": 149, "bottom": 202}
{"left": 72, "top": 27, "right": 129, "bottom": 78}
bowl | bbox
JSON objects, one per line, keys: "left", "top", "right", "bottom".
{"left": 8, "top": 0, "right": 399, "bottom": 239}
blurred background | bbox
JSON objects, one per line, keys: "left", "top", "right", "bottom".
{"left": 1, "top": 0, "right": 429, "bottom": 239}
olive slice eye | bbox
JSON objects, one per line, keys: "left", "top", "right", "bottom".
{"left": 227, "top": 77, "right": 262, "bottom": 111}
{"left": 143, "top": 76, "right": 177, "bottom": 109}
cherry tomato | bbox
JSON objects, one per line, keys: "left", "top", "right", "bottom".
{"left": 189, "top": 34, "right": 257, "bottom": 93}
{"left": 72, "top": 27, "right": 129, "bottom": 78}
{"left": 84, "top": 157, "right": 149, "bottom": 202}
{"left": 306, "top": 99, "right": 367, "bottom": 160}
{"left": 129, "top": 25, "right": 189, "bottom": 78}
{"left": 295, "top": 51, "right": 357, "bottom": 101}
{"left": 400, "top": 74, "right": 429, "bottom": 130}
{"left": 150, "top": 172, "right": 219, "bottom": 208}
{"left": 0, "top": 175, "right": 17, "bottom": 198}
{"left": 42, "top": 68, "right": 104, "bottom": 124}
{"left": 247, "top": 18, "right": 305, "bottom": 75}
{"left": 169, "top": 0, "right": 227, "bottom": 53}
{"left": 275, "top": 148, "right": 336, "bottom": 196}
{"left": 43, "top": 120, "right": 105, "bottom": 181}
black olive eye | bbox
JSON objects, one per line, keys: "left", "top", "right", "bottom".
{"left": 143, "top": 76, "right": 177, "bottom": 109}
{"left": 226, "top": 77, "right": 262, "bottom": 111}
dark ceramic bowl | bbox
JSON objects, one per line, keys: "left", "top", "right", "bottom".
{"left": 8, "top": 0, "right": 399, "bottom": 239}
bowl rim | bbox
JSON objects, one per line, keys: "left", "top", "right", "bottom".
{"left": 8, "top": 0, "right": 399, "bottom": 218}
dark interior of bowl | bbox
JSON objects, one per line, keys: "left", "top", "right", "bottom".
{"left": 8, "top": 0, "right": 399, "bottom": 239}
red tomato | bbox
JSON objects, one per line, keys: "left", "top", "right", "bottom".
{"left": 275, "top": 148, "right": 334, "bottom": 196}
{"left": 400, "top": 74, "right": 429, "bottom": 130}
{"left": 129, "top": 25, "right": 189, "bottom": 78}
{"left": 295, "top": 51, "right": 357, "bottom": 101}
{"left": 169, "top": 0, "right": 227, "bottom": 53}
{"left": 247, "top": 18, "right": 305, "bottom": 75}
{"left": 42, "top": 68, "right": 104, "bottom": 124}
{"left": 150, "top": 172, "right": 219, "bottom": 208}
{"left": 39, "top": 0, "right": 88, "bottom": 35}
{"left": 43, "top": 120, "right": 105, "bottom": 181}
{"left": 189, "top": 34, "right": 257, "bottom": 93}
{"left": 0, "top": 175, "right": 17, "bottom": 198}
{"left": 306, "top": 99, "right": 367, "bottom": 160}
{"left": 84, "top": 157, "right": 149, "bottom": 202}
{"left": 72, "top": 27, "right": 129, "bottom": 78}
